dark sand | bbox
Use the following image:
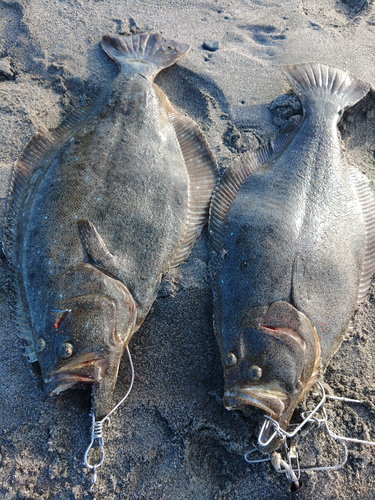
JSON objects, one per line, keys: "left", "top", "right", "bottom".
{"left": 1, "top": 1, "right": 375, "bottom": 499}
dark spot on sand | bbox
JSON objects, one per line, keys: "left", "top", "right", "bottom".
{"left": 269, "top": 93, "right": 303, "bottom": 127}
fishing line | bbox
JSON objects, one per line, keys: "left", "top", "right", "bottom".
{"left": 244, "top": 383, "right": 375, "bottom": 498}
{"left": 83, "top": 345, "right": 135, "bottom": 492}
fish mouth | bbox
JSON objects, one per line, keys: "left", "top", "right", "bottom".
{"left": 45, "top": 352, "right": 110, "bottom": 395}
{"left": 223, "top": 382, "right": 290, "bottom": 419}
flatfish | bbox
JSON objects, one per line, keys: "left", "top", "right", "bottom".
{"left": 209, "top": 63, "right": 373, "bottom": 446}
{"left": 4, "top": 34, "right": 217, "bottom": 419}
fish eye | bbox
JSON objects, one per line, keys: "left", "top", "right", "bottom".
{"left": 225, "top": 352, "right": 237, "bottom": 367}
{"left": 60, "top": 342, "right": 73, "bottom": 358}
{"left": 36, "top": 337, "right": 46, "bottom": 353}
{"left": 249, "top": 365, "right": 262, "bottom": 381}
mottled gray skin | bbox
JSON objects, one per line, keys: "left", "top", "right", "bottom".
{"left": 217, "top": 103, "right": 365, "bottom": 364}
{"left": 21, "top": 72, "right": 189, "bottom": 417}
{"left": 213, "top": 88, "right": 367, "bottom": 433}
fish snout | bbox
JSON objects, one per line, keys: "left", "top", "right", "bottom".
{"left": 45, "top": 351, "right": 110, "bottom": 395}
{"left": 223, "top": 381, "right": 289, "bottom": 419}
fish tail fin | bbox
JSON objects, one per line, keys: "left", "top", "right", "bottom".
{"left": 101, "top": 33, "right": 190, "bottom": 79}
{"left": 283, "top": 63, "right": 370, "bottom": 113}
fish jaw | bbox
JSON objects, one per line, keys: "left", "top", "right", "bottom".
{"left": 221, "top": 302, "right": 322, "bottom": 449}
{"left": 45, "top": 351, "right": 110, "bottom": 395}
{"left": 91, "top": 345, "right": 125, "bottom": 419}
{"left": 223, "top": 381, "right": 290, "bottom": 419}
{"left": 45, "top": 346, "right": 126, "bottom": 419}
{"left": 223, "top": 381, "right": 301, "bottom": 452}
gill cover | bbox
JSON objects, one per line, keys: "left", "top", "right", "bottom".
{"left": 43, "top": 264, "right": 137, "bottom": 419}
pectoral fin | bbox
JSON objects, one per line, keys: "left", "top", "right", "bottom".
{"left": 77, "top": 220, "right": 124, "bottom": 281}
{"left": 291, "top": 255, "right": 311, "bottom": 306}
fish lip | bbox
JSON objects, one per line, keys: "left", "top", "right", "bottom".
{"left": 223, "top": 384, "right": 289, "bottom": 418}
{"left": 51, "top": 351, "right": 104, "bottom": 373}
{"left": 45, "top": 351, "right": 109, "bottom": 395}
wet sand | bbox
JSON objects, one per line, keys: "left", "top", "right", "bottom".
{"left": 0, "top": 1, "right": 374, "bottom": 499}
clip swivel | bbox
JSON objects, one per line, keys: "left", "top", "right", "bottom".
{"left": 83, "top": 345, "right": 134, "bottom": 492}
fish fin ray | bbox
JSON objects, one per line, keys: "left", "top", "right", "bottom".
{"left": 345, "top": 319, "right": 355, "bottom": 339}
{"left": 4, "top": 131, "right": 54, "bottom": 262}
{"left": 283, "top": 63, "right": 370, "bottom": 112}
{"left": 3, "top": 130, "right": 55, "bottom": 359}
{"left": 23, "top": 344, "right": 37, "bottom": 363}
{"left": 209, "top": 117, "right": 301, "bottom": 254}
{"left": 209, "top": 152, "right": 259, "bottom": 254}
{"left": 4, "top": 105, "right": 93, "bottom": 263}
{"left": 3, "top": 105, "right": 94, "bottom": 355}
{"left": 155, "top": 86, "right": 218, "bottom": 268}
{"left": 78, "top": 219, "right": 116, "bottom": 265}
{"left": 101, "top": 34, "right": 190, "bottom": 79}
{"left": 13, "top": 296, "right": 36, "bottom": 360}
{"left": 350, "top": 167, "right": 375, "bottom": 306}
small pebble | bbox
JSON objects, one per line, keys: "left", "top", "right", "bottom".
{"left": 203, "top": 40, "right": 220, "bottom": 52}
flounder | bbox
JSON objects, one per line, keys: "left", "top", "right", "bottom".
{"left": 209, "top": 63, "right": 374, "bottom": 447}
{"left": 4, "top": 34, "right": 217, "bottom": 419}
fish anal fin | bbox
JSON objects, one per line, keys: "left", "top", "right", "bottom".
{"left": 350, "top": 167, "right": 375, "bottom": 306}
{"left": 101, "top": 34, "right": 190, "bottom": 79}
{"left": 154, "top": 86, "right": 218, "bottom": 268}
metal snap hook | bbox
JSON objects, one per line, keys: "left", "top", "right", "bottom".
{"left": 257, "top": 382, "right": 327, "bottom": 448}
{"left": 244, "top": 446, "right": 271, "bottom": 464}
{"left": 84, "top": 414, "right": 110, "bottom": 470}
{"left": 83, "top": 346, "right": 135, "bottom": 491}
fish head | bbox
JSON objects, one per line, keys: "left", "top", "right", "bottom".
{"left": 40, "top": 266, "right": 137, "bottom": 419}
{"left": 222, "top": 301, "right": 321, "bottom": 445}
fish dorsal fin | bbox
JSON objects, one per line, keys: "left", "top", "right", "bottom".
{"left": 3, "top": 131, "right": 55, "bottom": 361}
{"left": 209, "top": 152, "right": 260, "bottom": 255}
{"left": 4, "top": 130, "right": 54, "bottom": 255}
{"left": 154, "top": 85, "right": 218, "bottom": 268}
{"left": 209, "top": 117, "right": 301, "bottom": 254}
{"left": 350, "top": 167, "right": 375, "bottom": 306}
{"left": 4, "top": 105, "right": 92, "bottom": 265}
{"left": 101, "top": 34, "right": 190, "bottom": 79}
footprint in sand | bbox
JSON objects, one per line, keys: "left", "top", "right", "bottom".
{"left": 238, "top": 24, "right": 286, "bottom": 46}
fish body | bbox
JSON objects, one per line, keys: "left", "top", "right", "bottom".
{"left": 4, "top": 34, "right": 217, "bottom": 419}
{"left": 209, "top": 63, "right": 373, "bottom": 443}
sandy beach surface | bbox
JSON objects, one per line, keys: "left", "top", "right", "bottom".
{"left": 1, "top": 1, "right": 375, "bottom": 499}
